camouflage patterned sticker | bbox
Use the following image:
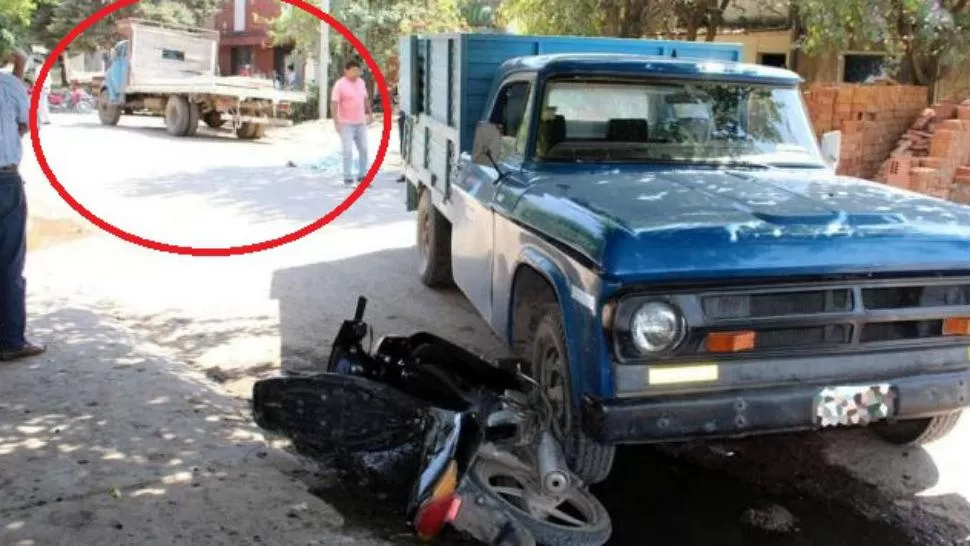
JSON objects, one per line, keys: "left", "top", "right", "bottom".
{"left": 814, "top": 384, "right": 895, "bottom": 428}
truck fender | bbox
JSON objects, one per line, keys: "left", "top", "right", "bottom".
{"left": 510, "top": 246, "right": 587, "bottom": 410}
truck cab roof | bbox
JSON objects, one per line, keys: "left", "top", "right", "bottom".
{"left": 496, "top": 53, "right": 803, "bottom": 86}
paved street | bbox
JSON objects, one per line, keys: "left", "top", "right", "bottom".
{"left": 2, "top": 112, "right": 969, "bottom": 545}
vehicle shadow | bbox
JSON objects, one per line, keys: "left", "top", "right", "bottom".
{"left": 69, "top": 117, "right": 274, "bottom": 144}
{"left": 0, "top": 299, "right": 390, "bottom": 545}
{"left": 269, "top": 246, "right": 970, "bottom": 545}
{"left": 117, "top": 165, "right": 408, "bottom": 228}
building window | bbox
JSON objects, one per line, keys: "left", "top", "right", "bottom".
{"left": 162, "top": 49, "right": 186, "bottom": 61}
{"left": 234, "top": 0, "right": 246, "bottom": 32}
{"left": 843, "top": 54, "right": 886, "bottom": 83}
{"left": 758, "top": 53, "right": 787, "bottom": 68}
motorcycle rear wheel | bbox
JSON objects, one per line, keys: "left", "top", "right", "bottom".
{"left": 468, "top": 458, "right": 611, "bottom": 546}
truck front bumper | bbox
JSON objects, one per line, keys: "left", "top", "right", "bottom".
{"left": 583, "top": 367, "right": 970, "bottom": 445}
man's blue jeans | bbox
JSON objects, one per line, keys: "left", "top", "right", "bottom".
{"left": 338, "top": 123, "right": 368, "bottom": 180}
{"left": 0, "top": 170, "right": 26, "bottom": 351}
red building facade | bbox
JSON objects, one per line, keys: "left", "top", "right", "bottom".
{"left": 212, "top": 0, "right": 292, "bottom": 78}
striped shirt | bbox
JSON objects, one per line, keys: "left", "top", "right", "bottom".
{"left": 0, "top": 72, "right": 28, "bottom": 166}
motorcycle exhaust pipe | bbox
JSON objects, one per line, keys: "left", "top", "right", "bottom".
{"left": 537, "top": 431, "right": 570, "bottom": 495}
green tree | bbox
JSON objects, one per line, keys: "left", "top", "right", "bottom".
{"left": 265, "top": 0, "right": 465, "bottom": 78}
{"left": 0, "top": 0, "right": 36, "bottom": 57}
{"left": 671, "top": 0, "right": 734, "bottom": 41}
{"left": 793, "top": 0, "right": 970, "bottom": 96}
{"left": 499, "top": 0, "right": 667, "bottom": 37}
{"left": 499, "top": 0, "right": 738, "bottom": 40}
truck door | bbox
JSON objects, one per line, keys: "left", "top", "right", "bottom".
{"left": 451, "top": 75, "right": 535, "bottom": 321}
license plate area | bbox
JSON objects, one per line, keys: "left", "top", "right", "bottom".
{"left": 813, "top": 383, "right": 897, "bottom": 427}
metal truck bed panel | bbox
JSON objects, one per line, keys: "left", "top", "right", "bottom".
{"left": 399, "top": 32, "right": 744, "bottom": 201}
{"left": 126, "top": 78, "right": 307, "bottom": 102}
{"left": 128, "top": 22, "right": 218, "bottom": 84}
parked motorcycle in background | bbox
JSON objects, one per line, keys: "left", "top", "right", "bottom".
{"left": 252, "top": 297, "right": 612, "bottom": 546}
{"left": 48, "top": 88, "right": 94, "bottom": 114}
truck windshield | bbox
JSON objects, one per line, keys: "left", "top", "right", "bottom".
{"left": 534, "top": 79, "right": 825, "bottom": 167}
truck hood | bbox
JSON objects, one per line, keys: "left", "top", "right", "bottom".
{"left": 511, "top": 169, "right": 970, "bottom": 282}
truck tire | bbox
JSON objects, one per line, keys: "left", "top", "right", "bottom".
{"left": 98, "top": 90, "right": 121, "bottom": 126}
{"left": 164, "top": 96, "right": 191, "bottom": 136}
{"left": 184, "top": 102, "right": 200, "bottom": 137}
{"left": 236, "top": 122, "right": 260, "bottom": 140}
{"left": 528, "top": 303, "right": 615, "bottom": 485}
{"left": 203, "top": 111, "right": 225, "bottom": 128}
{"left": 873, "top": 410, "right": 963, "bottom": 446}
{"left": 416, "top": 188, "right": 453, "bottom": 287}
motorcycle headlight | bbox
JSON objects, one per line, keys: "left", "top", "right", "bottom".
{"left": 629, "top": 301, "right": 686, "bottom": 355}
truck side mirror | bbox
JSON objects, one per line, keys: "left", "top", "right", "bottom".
{"left": 472, "top": 122, "right": 503, "bottom": 167}
{"left": 820, "top": 130, "right": 841, "bottom": 172}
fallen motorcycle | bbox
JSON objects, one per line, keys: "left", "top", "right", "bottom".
{"left": 252, "top": 297, "right": 612, "bottom": 546}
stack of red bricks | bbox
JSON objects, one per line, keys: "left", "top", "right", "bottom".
{"left": 803, "top": 84, "right": 929, "bottom": 180}
{"left": 875, "top": 99, "right": 970, "bottom": 203}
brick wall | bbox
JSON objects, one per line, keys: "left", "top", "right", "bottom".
{"left": 876, "top": 100, "right": 970, "bottom": 205}
{"left": 803, "top": 84, "right": 928, "bottom": 180}
{"left": 805, "top": 84, "right": 970, "bottom": 206}
{"left": 213, "top": 0, "right": 279, "bottom": 35}
{"left": 211, "top": 0, "right": 282, "bottom": 76}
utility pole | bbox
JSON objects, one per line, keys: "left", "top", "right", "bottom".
{"left": 318, "top": 0, "right": 331, "bottom": 120}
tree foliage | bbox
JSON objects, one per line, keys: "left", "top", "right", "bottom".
{"left": 499, "top": 0, "right": 737, "bottom": 39}
{"left": 0, "top": 0, "right": 35, "bottom": 56}
{"left": 793, "top": 0, "right": 970, "bottom": 88}
{"left": 30, "top": 0, "right": 222, "bottom": 52}
{"left": 265, "top": 0, "right": 466, "bottom": 78}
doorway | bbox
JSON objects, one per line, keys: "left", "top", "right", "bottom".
{"left": 230, "top": 46, "right": 253, "bottom": 75}
{"left": 273, "top": 46, "right": 286, "bottom": 79}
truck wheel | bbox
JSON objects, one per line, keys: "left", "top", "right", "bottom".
{"left": 416, "top": 188, "right": 453, "bottom": 287}
{"left": 98, "top": 90, "right": 121, "bottom": 126}
{"left": 164, "top": 96, "right": 191, "bottom": 136}
{"left": 184, "top": 102, "right": 200, "bottom": 137}
{"left": 529, "top": 303, "right": 615, "bottom": 485}
{"left": 203, "top": 111, "right": 225, "bottom": 128}
{"left": 873, "top": 410, "right": 963, "bottom": 446}
{"left": 236, "top": 122, "right": 260, "bottom": 140}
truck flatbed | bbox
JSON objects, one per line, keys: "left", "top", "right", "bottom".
{"left": 125, "top": 77, "right": 306, "bottom": 103}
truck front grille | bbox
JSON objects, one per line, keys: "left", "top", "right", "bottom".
{"left": 682, "top": 277, "right": 970, "bottom": 358}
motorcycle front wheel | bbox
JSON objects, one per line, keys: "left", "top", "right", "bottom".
{"left": 467, "top": 458, "right": 611, "bottom": 546}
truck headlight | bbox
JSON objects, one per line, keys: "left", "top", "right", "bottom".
{"left": 630, "top": 301, "right": 686, "bottom": 355}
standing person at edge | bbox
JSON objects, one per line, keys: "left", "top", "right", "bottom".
{"left": 331, "top": 60, "right": 372, "bottom": 185}
{"left": 0, "top": 47, "right": 45, "bottom": 362}
{"left": 35, "top": 63, "right": 51, "bottom": 125}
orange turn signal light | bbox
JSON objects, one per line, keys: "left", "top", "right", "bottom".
{"left": 706, "top": 331, "right": 756, "bottom": 353}
{"left": 943, "top": 318, "right": 970, "bottom": 336}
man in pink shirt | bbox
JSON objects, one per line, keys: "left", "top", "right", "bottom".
{"left": 331, "top": 59, "right": 372, "bottom": 185}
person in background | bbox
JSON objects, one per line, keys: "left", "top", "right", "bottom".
{"left": 286, "top": 64, "right": 298, "bottom": 90}
{"left": 331, "top": 59, "right": 372, "bottom": 185}
{"left": 68, "top": 80, "right": 83, "bottom": 110}
{"left": 240, "top": 64, "right": 252, "bottom": 77}
{"left": 0, "top": 46, "right": 45, "bottom": 362}
{"left": 35, "top": 63, "right": 50, "bottom": 124}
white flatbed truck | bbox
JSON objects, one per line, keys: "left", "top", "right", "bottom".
{"left": 96, "top": 19, "right": 307, "bottom": 140}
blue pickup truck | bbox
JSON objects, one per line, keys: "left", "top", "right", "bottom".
{"left": 398, "top": 33, "right": 970, "bottom": 484}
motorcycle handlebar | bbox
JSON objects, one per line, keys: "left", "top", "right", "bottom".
{"left": 353, "top": 296, "right": 368, "bottom": 322}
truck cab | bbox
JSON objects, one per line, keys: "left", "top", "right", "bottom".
{"left": 399, "top": 34, "right": 970, "bottom": 485}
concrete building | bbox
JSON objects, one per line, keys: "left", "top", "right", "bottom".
{"left": 211, "top": 0, "right": 295, "bottom": 79}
